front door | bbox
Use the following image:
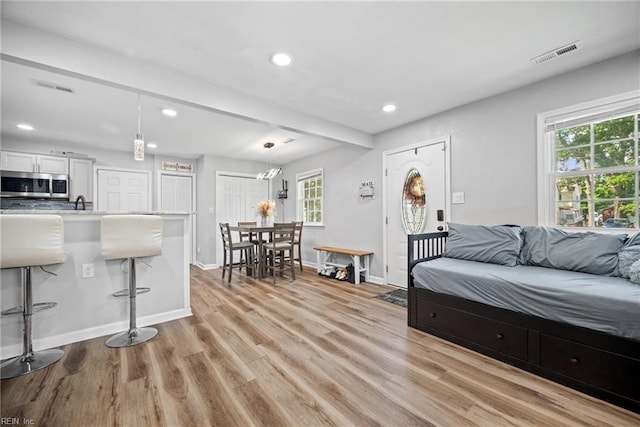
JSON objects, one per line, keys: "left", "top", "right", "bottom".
{"left": 384, "top": 138, "right": 449, "bottom": 287}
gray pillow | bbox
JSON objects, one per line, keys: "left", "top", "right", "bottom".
{"left": 619, "top": 232, "right": 640, "bottom": 278}
{"left": 618, "top": 248, "right": 640, "bottom": 279}
{"left": 444, "top": 223, "right": 522, "bottom": 266}
{"left": 629, "top": 259, "right": 640, "bottom": 285}
{"left": 519, "top": 226, "right": 626, "bottom": 276}
{"left": 623, "top": 232, "right": 640, "bottom": 248}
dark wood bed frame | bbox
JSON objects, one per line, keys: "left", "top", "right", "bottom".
{"left": 407, "top": 231, "right": 640, "bottom": 413}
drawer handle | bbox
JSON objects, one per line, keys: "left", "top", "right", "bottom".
{"left": 430, "top": 312, "right": 436, "bottom": 318}
{"left": 496, "top": 333, "right": 504, "bottom": 340}
{"left": 570, "top": 357, "right": 579, "bottom": 366}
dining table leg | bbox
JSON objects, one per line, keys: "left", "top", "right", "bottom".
{"left": 257, "top": 230, "right": 269, "bottom": 279}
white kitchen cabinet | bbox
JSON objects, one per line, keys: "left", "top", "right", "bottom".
{"left": 1, "top": 151, "right": 36, "bottom": 172}
{"left": 0, "top": 151, "right": 69, "bottom": 174}
{"left": 37, "top": 154, "right": 69, "bottom": 174}
{"left": 69, "top": 158, "right": 95, "bottom": 202}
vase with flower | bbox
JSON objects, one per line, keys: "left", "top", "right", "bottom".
{"left": 256, "top": 200, "right": 276, "bottom": 226}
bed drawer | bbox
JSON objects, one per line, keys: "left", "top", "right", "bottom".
{"left": 540, "top": 335, "right": 640, "bottom": 401}
{"left": 416, "top": 300, "right": 528, "bottom": 360}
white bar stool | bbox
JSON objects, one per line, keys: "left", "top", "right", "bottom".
{"left": 0, "top": 214, "right": 66, "bottom": 379}
{"left": 101, "top": 215, "right": 163, "bottom": 348}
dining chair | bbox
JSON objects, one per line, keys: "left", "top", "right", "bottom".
{"left": 219, "top": 223, "right": 256, "bottom": 282}
{"left": 264, "top": 222, "right": 296, "bottom": 284}
{"left": 293, "top": 221, "right": 304, "bottom": 271}
{"left": 237, "top": 221, "right": 259, "bottom": 273}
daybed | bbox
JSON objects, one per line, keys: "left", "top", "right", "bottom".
{"left": 408, "top": 223, "right": 640, "bottom": 413}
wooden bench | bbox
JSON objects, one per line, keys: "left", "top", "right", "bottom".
{"left": 313, "top": 246, "right": 373, "bottom": 284}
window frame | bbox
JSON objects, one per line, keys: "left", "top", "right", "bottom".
{"left": 536, "top": 90, "right": 640, "bottom": 232}
{"left": 296, "top": 168, "right": 324, "bottom": 227}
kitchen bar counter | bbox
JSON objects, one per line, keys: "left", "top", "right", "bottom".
{"left": 0, "top": 211, "right": 192, "bottom": 358}
{"left": 0, "top": 210, "right": 194, "bottom": 214}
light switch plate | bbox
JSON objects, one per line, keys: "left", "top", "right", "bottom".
{"left": 452, "top": 192, "right": 465, "bottom": 204}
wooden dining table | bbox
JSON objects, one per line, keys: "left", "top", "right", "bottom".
{"left": 228, "top": 224, "right": 275, "bottom": 278}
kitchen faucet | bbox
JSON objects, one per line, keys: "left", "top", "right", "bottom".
{"left": 75, "top": 195, "right": 86, "bottom": 210}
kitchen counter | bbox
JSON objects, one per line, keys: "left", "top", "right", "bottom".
{"left": 0, "top": 212, "right": 192, "bottom": 358}
{"left": 0, "top": 210, "right": 194, "bottom": 214}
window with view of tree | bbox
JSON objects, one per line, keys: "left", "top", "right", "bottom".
{"left": 297, "top": 169, "right": 323, "bottom": 225}
{"left": 540, "top": 95, "right": 639, "bottom": 230}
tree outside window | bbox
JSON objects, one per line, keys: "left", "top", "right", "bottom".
{"left": 554, "top": 113, "right": 638, "bottom": 229}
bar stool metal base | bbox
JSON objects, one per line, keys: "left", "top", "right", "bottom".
{"left": 0, "top": 349, "right": 64, "bottom": 379}
{"left": 105, "top": 326, "right": 157, "bottom": 348}
{"left": 105, "top": 258, "right": 157, "bottom": 348}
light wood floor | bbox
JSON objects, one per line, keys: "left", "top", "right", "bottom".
{"left": 2, "top": 266, "right": 639, "bottom": 426}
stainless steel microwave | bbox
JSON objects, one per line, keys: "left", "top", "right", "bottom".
{"left": 0, "top": 171, "right": 69, "bottom": 199}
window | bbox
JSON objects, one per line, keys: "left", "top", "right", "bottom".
{"left": 297, "top": 169, "right": 323, "bottom": 225}
{"left": 537, "top": 91, "right": 639, "bottom": 230}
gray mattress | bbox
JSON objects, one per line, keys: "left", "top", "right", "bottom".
{"left": 412, "top": 257, "right": 640, "bottom": 341}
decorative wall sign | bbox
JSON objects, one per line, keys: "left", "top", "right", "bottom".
{"left": 401, "top": 168, "right": 426, "bottom": 234}
{"left": 359, "top": 180, "right": 375, "bottom": 199}
{"left": 162, "top": 161, "right": 194, "bottom": 173}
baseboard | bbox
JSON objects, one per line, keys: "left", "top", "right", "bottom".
{"left": 0, "top": 308, "right": 193, "bottom": 359}
{"left": 367, "top": 275, "right": 385, "bottom": 285}
{"left": 194, "top": 262, "right": 218, "bottom": 270}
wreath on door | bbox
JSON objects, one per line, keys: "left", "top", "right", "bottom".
{"left": 401, "top": 168, "right": 426, "bottom": 234}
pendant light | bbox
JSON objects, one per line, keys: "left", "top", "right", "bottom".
{"left": 256, "top": 142, "right": 282, "bottom": 180}
{"left": 133, "top": 94, "right": 144, "bottom": 161}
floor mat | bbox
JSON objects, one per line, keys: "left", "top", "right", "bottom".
{"left": 374, "top": 289, "right": 407, "bottom": 307}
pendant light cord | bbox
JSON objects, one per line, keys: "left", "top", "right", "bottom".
{"left": 137, "top": 94, "right": 142, "bottom": 134}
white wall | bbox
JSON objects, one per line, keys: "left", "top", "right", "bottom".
{"left": 281, "top": 49, "right": 640, "bottom": 281}
{"left": 278, "top": 144, "right": 376, "bottom": 273}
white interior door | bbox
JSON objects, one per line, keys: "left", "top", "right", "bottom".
{"left": 160, "top": 173, "right": 195, "bottom": 263}
{"left": 385, "top": 139, "right": 449, "bottom": 287}
{"left": 161, "top": 174, "right": 192, "bottom": 212}
{"left": 96, "top": 168, "right": 150, "bottom": 211}
{"left": 215, "top": 173, "right": 269, "bottom": 266}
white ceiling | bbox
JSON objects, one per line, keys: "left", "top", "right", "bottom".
{"left": 1, "top": 1, "right": 639, "bottom": 163}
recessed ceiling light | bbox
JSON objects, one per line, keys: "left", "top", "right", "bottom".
{"left": 17, "top": 123, "right": 35, "bottom": 131}
{"left": 271, "top": 52, "right": 292, "bottom": 67}
{"left": 162, "top": 108, "right": 177, "bottom": 117}
{"left": 382, "top": 104, "right": 397, "bottom": 113}
{"left": 146, "top": 143, "right": 158, "bottom": 149}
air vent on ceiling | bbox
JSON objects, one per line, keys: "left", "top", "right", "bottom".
{"left": 532, "top": 41, "right": 581, "bottom": 65}
{"left": 32, "top": 79, "right": 75, "bottom": 94}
